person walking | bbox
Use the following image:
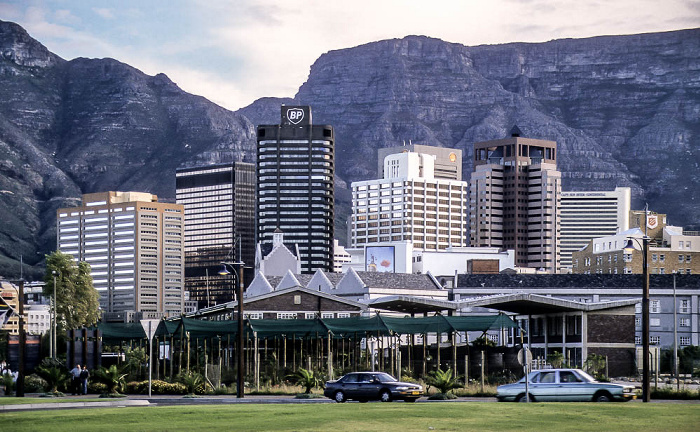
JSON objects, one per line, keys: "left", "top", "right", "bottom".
{"left": 70, "top": 364, "right": 81, "bottom": 395}
{"left": 80, "top": 365, "right": 90, "bottom": 395}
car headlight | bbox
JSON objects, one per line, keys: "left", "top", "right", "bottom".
{"left": 396, "top": 386, "right": 409, "bottom": 390}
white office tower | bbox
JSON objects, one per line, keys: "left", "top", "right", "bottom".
{"left": 57, "top": 192, "right": 185, "bottom": 321}
{"left": 560, "top": 187, "right": 631, "bottom": 272}
{"left": 350, "top": 151, "right": 469, "bottom": 251}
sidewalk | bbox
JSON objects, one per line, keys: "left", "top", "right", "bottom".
{"left": 0, "top": 393, "right": 331, "bottom": 411}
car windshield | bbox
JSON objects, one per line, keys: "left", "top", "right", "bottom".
{"left": 374, "top": 373, "right": 397, "bottom": 382}
{"left": 573, "top": 369, "right": 596, "bottom": 382}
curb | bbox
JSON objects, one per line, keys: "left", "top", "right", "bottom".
{"left": 0, "top": 399, "right": 150, "bottom": 411}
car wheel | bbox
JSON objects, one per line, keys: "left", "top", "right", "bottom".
{"left": 516, "top": 393, "right": 534, "bottom": 402}
{"left": 594, "top": 392, "right": 611, "bottom": 402}
{"left": 380, "top": 390, "right": 392, "bottom": 402}
{"left": 334, "top": 391, "right": 346, "bottom": 403}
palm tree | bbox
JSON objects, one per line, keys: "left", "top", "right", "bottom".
{"left": 35, "top": 359, "right": 69, "bottom": 394}
{"left": 177, "top": 371, "right": 204, "bottom": 395}
{"left": 93, "top": 365, "right": 127, "bottom": 394}
{"left": 286, "top": 368, "right": 324, "bottom": 394}
{"left": 426, "top": 369, "right": 462, "bottom": 395}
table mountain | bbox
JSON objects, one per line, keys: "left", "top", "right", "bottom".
{"left": 0, "top": 20, "right": 255, "bottom": 279}
{"left": 0, "top": 19, "right": 698, "bottom": 279}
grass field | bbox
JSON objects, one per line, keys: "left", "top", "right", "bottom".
{"left": 1, "top": 402, "right": 698, "bottom": 432}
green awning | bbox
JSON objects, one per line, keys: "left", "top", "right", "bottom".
{"left": 95, "top": 314, "right": 518, "bottom": 341}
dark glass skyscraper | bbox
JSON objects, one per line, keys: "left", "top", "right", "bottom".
{"left": 256, "top": 106, "right": 335, "bottom": 273}
{"left": 176, "top": 162, "right": 255, "bottom": 308}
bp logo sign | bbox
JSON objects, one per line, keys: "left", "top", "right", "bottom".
{"left": 287, "top": 108, "right": 305, "bottom": 124}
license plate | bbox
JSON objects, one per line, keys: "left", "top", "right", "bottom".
{"left": 411, "top": 391, "right": 420, "bottom": 395}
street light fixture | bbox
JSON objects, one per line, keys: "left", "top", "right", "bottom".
{"left": 623, "top": 234, "right": 650, "bottom": 403}
{"left": 51, "top": 270, "right": 59, "bottom": 360}
{"left": 218, "top": 261, "right": 245, "bottom": 399}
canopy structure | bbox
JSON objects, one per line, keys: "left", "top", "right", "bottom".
{"left": 97, "top": 322, "right": 146, "bottom": 341}
{"left": 173, "top": 317, "right": 240, "bottom": 339}
{"left": 98, "top": 314, "right": 518, "bottom": 340}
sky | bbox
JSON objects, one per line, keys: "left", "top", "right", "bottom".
{"left": 1, "top": 1, "right": 698, "bottom": 111}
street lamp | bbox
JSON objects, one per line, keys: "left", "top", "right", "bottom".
{"left": 623, "top": 235, "right": 650, "bottom": 403}
{"left": 51, "top": 270, "right": 59, "bottom": 360}
{"left": 218, "top": 261, "right": 245, "bottom": 398}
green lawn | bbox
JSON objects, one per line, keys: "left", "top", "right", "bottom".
{"left": 1, "top": 402, "right": 698, "bottom": 432}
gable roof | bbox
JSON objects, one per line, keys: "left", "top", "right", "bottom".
{"left": 457, "top": 292, "right": 639, "bottom": 315}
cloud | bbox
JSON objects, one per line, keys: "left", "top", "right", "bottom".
{"left": 92, "top": 8, "right": 115, "bottom": 20}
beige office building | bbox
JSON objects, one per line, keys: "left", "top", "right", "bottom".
{"left": 57, "top": 192, "right": 184, "bottom": 321}
{"left": 351, "top": 150, "right": 469, "bottom": 251}
{"left": 469, "top": 129, "right": 561, "bottom": 273}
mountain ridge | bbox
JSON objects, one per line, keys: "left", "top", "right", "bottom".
{"left": 0, "top": 20, "right": 698, "bottom": 279}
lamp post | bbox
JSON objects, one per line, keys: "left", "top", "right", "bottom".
{"left": 51, "top": 270, "right": 59, "bottom": 360}
{"left": 219, "top": 261, "right": 245, "bottom": 398}
{"left": 623, "top": 234, "right": 650, "bottom": 403}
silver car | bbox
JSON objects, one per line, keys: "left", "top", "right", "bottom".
{"left": 496, "top": 368, "right": 637, "bottom": 402}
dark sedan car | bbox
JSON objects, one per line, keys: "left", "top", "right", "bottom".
{"left": 324, "top": 372, "right": 423, "bottom": 403}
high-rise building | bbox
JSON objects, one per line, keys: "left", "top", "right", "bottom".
{"left": 350, "top": 150, "right": 469, "bottom": 251}
{"left": 256, "top": 106, "right": 335, "bottom": 273}
{"left": 56, "top": 192, "right": 184, "bottom": 321}
{"left": 560, "top": 187, "right": 631, "bottom": 271}
{"left": 469, "top": 128, "right": 561, "bottom": 273}
{"left": 176, "top": 162, "right": 256, "bottom": 308}
{"left": 377, "top": 144, "right": 462, "bottom": 180}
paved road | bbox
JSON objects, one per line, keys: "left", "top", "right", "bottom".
{"left": 2, "top": 393, "right": 698, "bottom": 411}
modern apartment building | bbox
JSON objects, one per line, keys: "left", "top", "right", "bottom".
{"left": 256, "top": 106, "right": 335, "bottom": 273}
{"left": 176, "top": 162, "right": 256, "bottom": 308}
{"left": 560, "top": 187, "right": 631, "bottom": 271}
{"left": 469, "top": 128, "right": 561, "bottom": 273}
{"left": 377, "top": 144, "right": 462, "bottom": 181}
{"left": 350, "top": 150, "right": 469, "bottom": 251}
{"left": 56, "top": 192, "right": 184, "bottom": 321}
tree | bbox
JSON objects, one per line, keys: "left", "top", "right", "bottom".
{"left": 35, "top": 358, "right": 69, "bottom": 393}
{"left": 93, "top": 365, "right": 127, "bottom": 394}
{"left": 43, "top": 251, "right": 100, "bottom": 332}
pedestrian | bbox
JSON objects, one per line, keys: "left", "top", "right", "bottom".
{"left": 70, "top": 364, "right": 81, "bottom": 395}
{"left": 80, "top": 365, "right": 90, "bottom": 395}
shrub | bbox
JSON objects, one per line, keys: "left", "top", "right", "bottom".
{"left": 285, "top": 368, "right": 324, "bottom": 394}
{"left": 88, "top": 382, "right": 108, "bottom": 394}
{"left": 426, "top": 369, "right": 462, "bottom": 395}
{"left": 125, "top": 380, "right": 187, "bottom": 395}
{"left": 24, "top": 374, "right": 48, "bottom": 393}
{"left": 2, "top": 372, "right": 14, "bottom": 395}
{"left": 177, "top": 371, "right": 205, "bottom": 395}
{"left": 93, "top": 365, "right": 128, "bottom": 394}
{"left": 35, "top": 358, "right": 69, "bottom": 393}
{"left": 651, "top": 387, "right": 700, "bottom": 400}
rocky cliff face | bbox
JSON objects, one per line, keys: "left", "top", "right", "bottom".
{"left": 288, "top": 32, "right": 698, "bottom": 212}
{"left": 0, "top": 20, "right": 255, "bottom": 279}
{"left": 0, "top": 20, "right": 698, "bottom": 279}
